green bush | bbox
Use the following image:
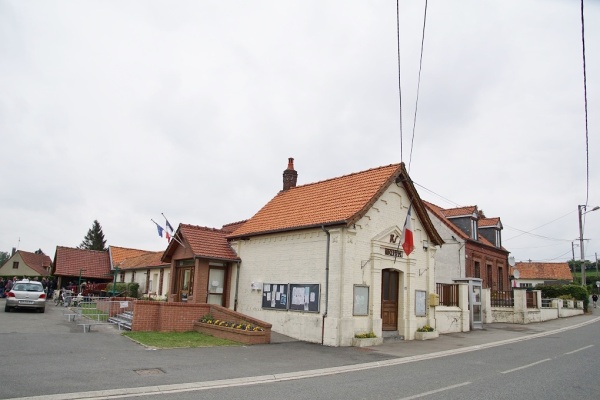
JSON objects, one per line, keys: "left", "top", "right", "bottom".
{"left": 535, "top": 284, "right": 589, "bottom": 310}
{"left": 354, "top": 331, "right": 377, "bottom": 338}
{"left": 106, "top": 282, "right": 139, "bottom": 298}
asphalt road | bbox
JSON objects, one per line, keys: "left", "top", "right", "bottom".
{"left": 1, "top": 297, "right": 598, "bottom": 400}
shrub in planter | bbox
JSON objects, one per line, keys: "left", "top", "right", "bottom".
{"left": 199, "top": 314, "right": 264, "bottom": 332}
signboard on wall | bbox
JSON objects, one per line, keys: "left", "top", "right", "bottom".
{"left": 289, "top": 283, "right": 320, "bottom": 312}
{"left": 261, "top": 283, "right": 289, "bottom": 310}
{"left": 415, "top": 290, "right": 426, "bottom": 317}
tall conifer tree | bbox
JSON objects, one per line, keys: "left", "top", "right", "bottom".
{"left": 79, "top": 220, "right": 107, "bottom": 251}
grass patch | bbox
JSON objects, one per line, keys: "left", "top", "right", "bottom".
{"left": 122, "top": 331, "right": 242, "bottom": 348}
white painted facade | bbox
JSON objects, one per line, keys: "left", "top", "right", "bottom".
{"left": 121, "top": 268, "right": 170, "bottom": 300}
{"left": 425, "top": 212, "right": 465, "bottom": 284}
{"left": 230, "top": 185, "right": 438, "bottom": 346}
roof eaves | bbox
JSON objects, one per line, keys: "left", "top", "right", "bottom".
{"left": 228, "top": 221, "right": 348, "bottom": 240}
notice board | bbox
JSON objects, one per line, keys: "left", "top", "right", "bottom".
{"left": 261, "top": 283, "right": 289, "bottom": 310}
{"left": 289, "top": 283, "right": 320, "bottom": 312}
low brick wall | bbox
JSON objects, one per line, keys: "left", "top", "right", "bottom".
{"left": 194, "top": 322, "right": 270, "bottom": 345}
{"left": 131, "top": 302, "right": 272, "bottom": 344}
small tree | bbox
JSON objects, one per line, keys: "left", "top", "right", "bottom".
{"left": 78, "top": 220, "right": 107, "bottom": 251}
{"left": 0, "top": 251, "right": 9, "bottom": 267}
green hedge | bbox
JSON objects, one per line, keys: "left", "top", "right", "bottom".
{"left": 535, "top": 284, "right": 589, "bottom": 310}
{"left": 106, "top": 282, "right": 139, "bottom": 298}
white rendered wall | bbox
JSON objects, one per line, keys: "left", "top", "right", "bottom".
{"left": 231, "top": 185, "right": 438, "bottom": 345}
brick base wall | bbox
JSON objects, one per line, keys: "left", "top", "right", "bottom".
{"left": 131, "top": 301, "right": 272, "bottom": 342}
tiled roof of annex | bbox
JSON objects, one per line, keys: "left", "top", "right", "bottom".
{"left": 109, "top": 246, "right": 150, "bottom": 267}
{"left": 179, "top": 224, "right": 240, "bottom": 261}
{"left": 513, "top": 262, "right": 573, "bottom": 281}
{"left": 228, "top": 164, "right": 403, "bottom": 239}
{"left": 53, "top": 246, "right": 111, "bottom": 279}
{"left": 117, "top": 251, "right": 169, "bottom": 270}
{"left": 18, "top": 250, "right": 52, "bottom": 276}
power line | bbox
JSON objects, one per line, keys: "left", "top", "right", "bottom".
{"left": 396, "top": 0, "right": 404, "bottom": 162}
{"left": 503, "top": 210, "right": 577, "bottom": 242}
{"left": 580, "top": 0, "right": 590, "bottom": 206}
{"left": 408, "top": 0, "right": 428, "bottom": 173}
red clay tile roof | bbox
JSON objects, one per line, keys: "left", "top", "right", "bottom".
{"left": 439, "top": 205, "right": 478, "bottom": 218}
{"left": 227, "top": 162, "right": 443, "bottom": 247}
{"left": 18, "top": 250, "right": 52, "bottom": 276}
{"left": 514, "top": 262, "right": 573, "bottom": 281}
{"left": 109, "top": 246, "right": 150, "bottom": 267}
{"left": 52, "top": 246, "right": 111, "bottom": 279}
{"left": 162, "top": 224, "right": 240, "bottom": 262}
{"left": 423, "top": 201, "right": 500, "bottom": 248}
{"left": 479, "top": 217, "right": 501, "bottom": 228}
{"left": 221, "top": 220, "right": 247, "bottom": 234}
{"left": 117, "top": 251, "right": 169, "bottom": 270}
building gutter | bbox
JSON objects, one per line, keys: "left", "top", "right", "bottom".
{"left": 321, "top": 225, "right": 331, "bottom": 345}
{"left": 234, "top": 261, "right": 240, "bottom": 312}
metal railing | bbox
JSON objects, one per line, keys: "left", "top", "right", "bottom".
{"left": 541, "top": 298, "right": 553, "bottom": 308}
{"left": 491, "top": 290, "right": 514, "bottom": 307}
{"left": 526, "top": 291, "right": 538, "bottom": 308}
{"left": 436, "top": 283, "right": 459, "bottom": 307}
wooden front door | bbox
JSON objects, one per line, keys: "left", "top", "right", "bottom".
{"left": 381, "top": 269, "right": 399, "bottom": 331}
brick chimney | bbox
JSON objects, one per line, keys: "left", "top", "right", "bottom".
{"left": 282, "top": 157, "right": 298, "bottom": 191}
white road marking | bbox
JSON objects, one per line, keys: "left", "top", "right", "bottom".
{"left": 397, "top": 382, "right": 472, "bottom": 400}
{"left": 500, "top": 358, "right": 551, "bottom": 374}
{"left": 10, "top": 317, "right": 600, "bottom": 400}
{"left": 565, "top": 344, "right": 594, "bottom": 355}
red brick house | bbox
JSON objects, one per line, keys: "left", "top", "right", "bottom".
{"left": 161, "top": 224, "right": 241, "bottom": 306}
{"left": 424, "top": 202, "right": 510, "bottom": 290}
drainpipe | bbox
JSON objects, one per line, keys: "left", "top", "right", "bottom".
{"left": 321, "top": 225, "right": 330, "bottom": 345}
{"left": 234, "top": 261, "right": 240, "bottom": 312}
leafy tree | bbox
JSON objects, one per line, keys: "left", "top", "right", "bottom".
{"left": 0, "top": 251, "right": 9, "bottom": 267}
{"left": 78, "top": 220, "right": 107, "bottom": 251}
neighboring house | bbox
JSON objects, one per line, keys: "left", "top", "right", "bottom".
{"left": 512, "top": 262, "right": 573, "bottom": 287}
{"left": 223, "top": 159, "right": 443, "bottom": 345}
{"left": 114, "top": 249, "right": 170, "bottom": 299}
{"left": 51, "top": 246, "right": 112, "bottom": 288}
{"left": 424, "top": 202, "right": 510, "bottom": 290}
{"left": 162, "top": 223, "right": 241, "bottom": 306}
{"left": 0, "top": 249, "right": 52, "bottom": 278}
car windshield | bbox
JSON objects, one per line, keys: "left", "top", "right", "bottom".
{"left": 13, "top": 283, "right": 42, "bottom": 292}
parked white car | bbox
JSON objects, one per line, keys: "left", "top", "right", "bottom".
{"left": 5, "top": 279, "right": 46, "bottom": 313}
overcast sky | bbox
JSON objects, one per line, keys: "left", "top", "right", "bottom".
{"left": 1, "top": 0, "right": 598, "bottom": 265}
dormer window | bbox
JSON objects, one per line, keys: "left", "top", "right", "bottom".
{"left": 471, "top": 218, "right": 478, "bottom": 240}
{"left": 495, "top": 229, "right": 501, "bottom": 248}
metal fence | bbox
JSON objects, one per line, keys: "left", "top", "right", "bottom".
{"left": 525, "top": 291, "right": 538, "bottom": 308}
{"left": 436, "top": 283, "right": 459, "bottom": 307}
{"left": 491, "top": 290, "right": 514, "bottom": 307}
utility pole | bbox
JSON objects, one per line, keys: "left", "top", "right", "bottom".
{"left": 578, "top": 205, "right": 600, "bottom": 287}
{"left": 578, "top": 205, "right": 586, "bottom": 286}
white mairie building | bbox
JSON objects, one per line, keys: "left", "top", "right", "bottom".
{"left": 226, "top": 159, "right": 444, "bottom": 346}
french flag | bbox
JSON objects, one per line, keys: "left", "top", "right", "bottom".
{"left": 401, "top": 205, "right": 415, "bottom": 256}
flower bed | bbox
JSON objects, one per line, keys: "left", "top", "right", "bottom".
{"left": 193, "top": 314, "right": 271, "bottom": 345}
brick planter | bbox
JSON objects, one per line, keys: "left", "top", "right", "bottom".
{"left": 193, "top": 322, "right": 270, "bottom": 345}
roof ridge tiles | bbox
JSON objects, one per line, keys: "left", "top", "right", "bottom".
{"left": 285, "top": 163, "right": 401, "bottom": 191}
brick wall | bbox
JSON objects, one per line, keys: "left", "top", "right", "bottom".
{"left": 131, "top": 301, "right": 272, "bottom": 334}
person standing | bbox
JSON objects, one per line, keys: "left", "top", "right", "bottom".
{"left": 0, "top": 278, "right": 5, "bottom": 298}
{"left": 592, "top": 294, "right": 598, "bottom": 308}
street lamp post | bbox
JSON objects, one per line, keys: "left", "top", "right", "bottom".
{"left": 578, "top": 205, "right": 600, "bottom": 287}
